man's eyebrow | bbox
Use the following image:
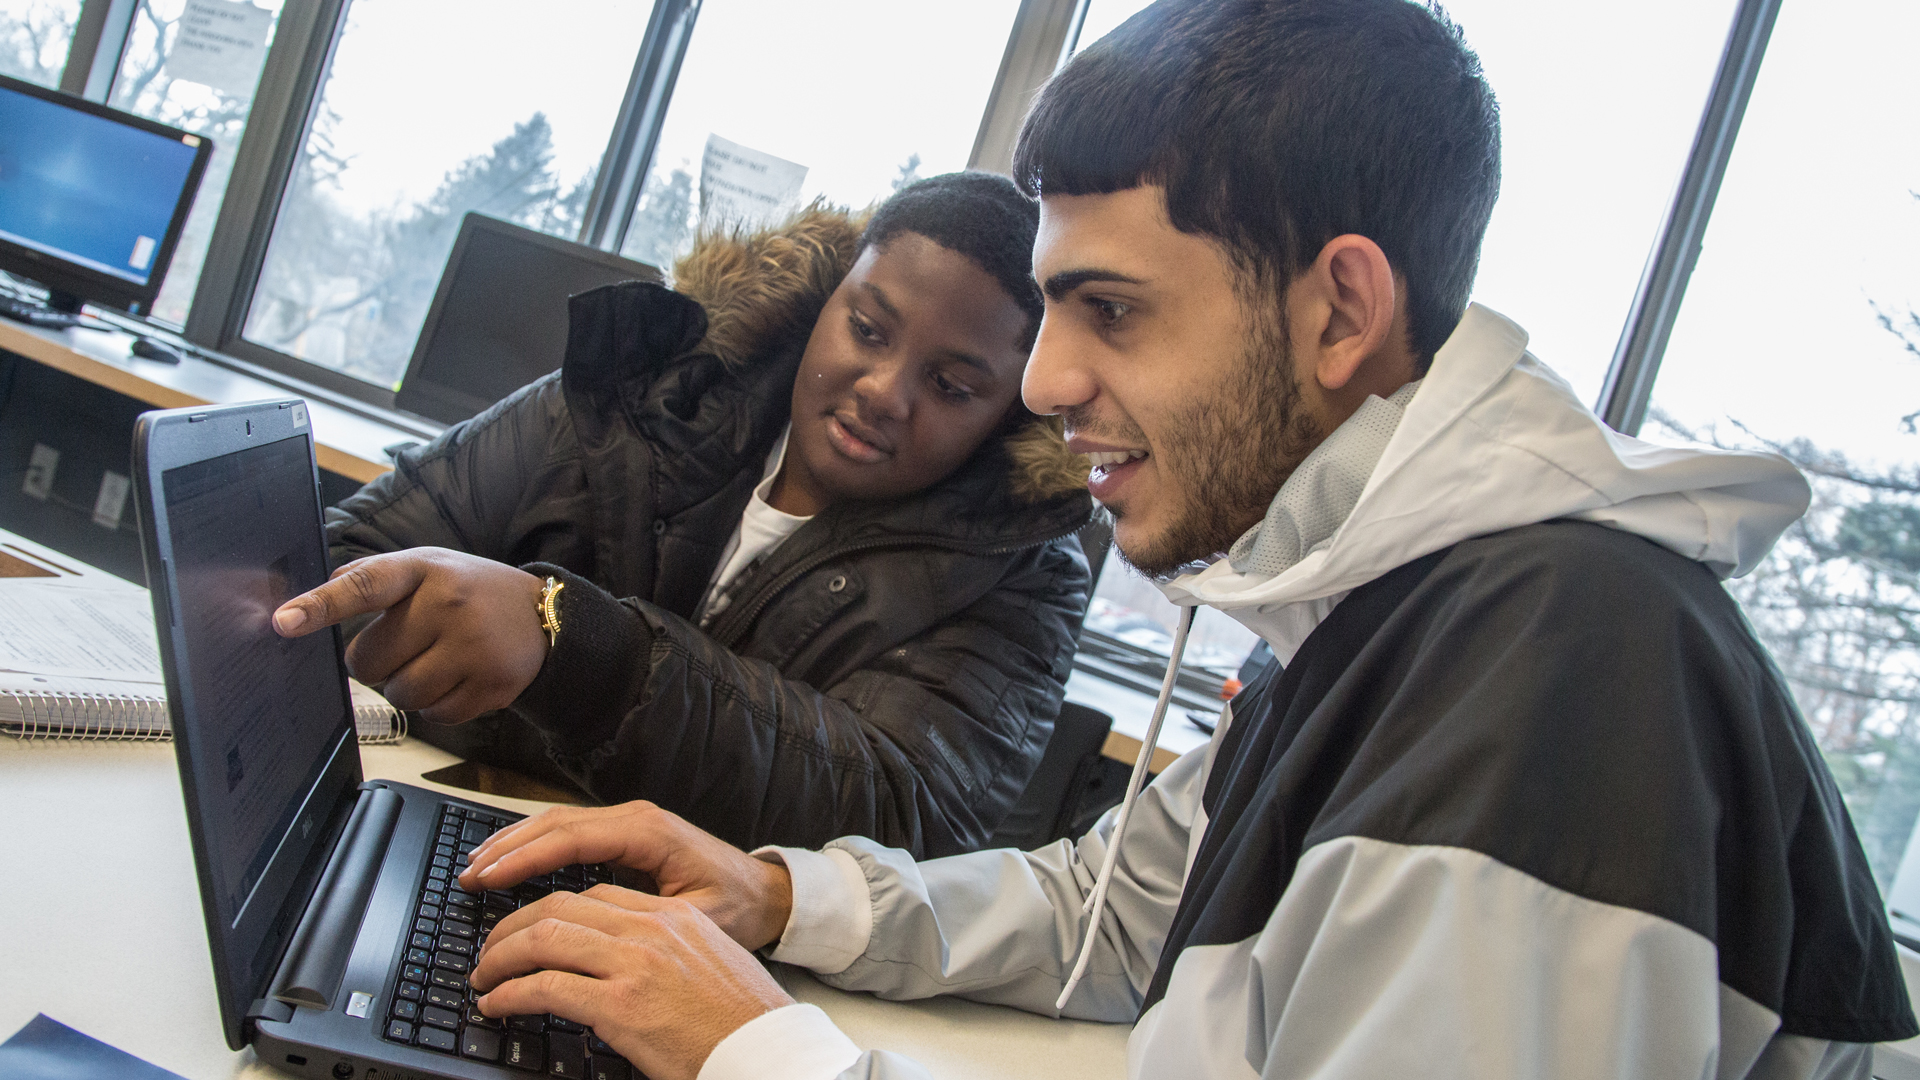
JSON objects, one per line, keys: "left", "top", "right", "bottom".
{"left": 860, "top": 281, "right": 901, "bottom": 321}
{"left": 1042, "top": 269, "right": 1145, "bottom": 302}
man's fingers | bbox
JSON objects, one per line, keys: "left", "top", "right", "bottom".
{"left": 476, "top": 890, "right": 681, "bottom": 974}
{"left": 273, "top": 554, "right": 428, "bottom": 637}
{"left": 470, "top": 820, "right": 650, "bottom": 892}
{"left": 471, "top": 894, "right": 671, "bottom": 989}
{"left": 473, "top": 968, "right": 605, "bottom": 1030}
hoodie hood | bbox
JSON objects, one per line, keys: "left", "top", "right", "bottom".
{"left": 1054, "top": 302, "right": 1813, "bottom": 1012}
{"left": 1157, "top": 303, "right": 1810, "bottom": 663}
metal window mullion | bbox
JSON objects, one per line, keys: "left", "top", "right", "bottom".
{"left": 180, "top": 0, "right": 351, "bottom": 354}
{"left": 578, "top": 0, "right": 702, "bottom": 253}
{"left": 968, "top": 0, "right": 1083, "bottom": 176}
{"left": 1596, "top": 0, "right": 1785, "bottom": 436}
{"left": 58, "top": 0, "right": 137, "bottom": 101}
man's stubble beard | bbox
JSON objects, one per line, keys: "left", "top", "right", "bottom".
{"left": 1080, "top": 318, "right": 1322, "bottom": 578}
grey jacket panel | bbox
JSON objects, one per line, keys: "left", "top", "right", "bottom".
{"left": 814, "top": 733, "right": 1214, "bottom": 1020}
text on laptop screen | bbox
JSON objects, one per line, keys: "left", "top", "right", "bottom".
{"left": 0, "top": 80, "right": 201, "bottom": 285}
{"left": 162, "top": 435, "right": 352, "bottom": 923}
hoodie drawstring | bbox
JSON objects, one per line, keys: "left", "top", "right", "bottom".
{"left": 1056, "top": 604, "right": 1197, "bottom": 1012}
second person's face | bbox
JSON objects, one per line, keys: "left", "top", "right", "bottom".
{"left": 775, "top": 232, "right": 1032, "bottom": 516}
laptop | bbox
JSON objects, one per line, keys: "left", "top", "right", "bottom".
{"left": 130, "top": 398, "right": 629, "bottom": 1080}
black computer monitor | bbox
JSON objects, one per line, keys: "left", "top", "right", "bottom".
{"left": 0, "top": 73, "right": 213, "bottom": 322}
{"left": 394, "top": 213, "right": 662, "bottom": 425}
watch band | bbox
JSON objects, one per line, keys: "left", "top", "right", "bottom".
{"left": 538, "top": 576, "right": 564, "bottom": 647}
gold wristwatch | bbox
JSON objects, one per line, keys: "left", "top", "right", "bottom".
{"left": 538, "top": 576, "right": 564, "bottom": 647}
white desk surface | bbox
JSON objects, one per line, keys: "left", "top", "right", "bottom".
{"left": 0, "top": 735, "right": 1132, "bottom": 1080}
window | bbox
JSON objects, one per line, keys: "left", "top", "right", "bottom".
{"left": 618, "top": 0, "right": 1023, "bottom": 270}
{"left": 0, "top": 0, "right": 79, "bottom": 87}
{"left": 240, "top": 0, "right": 654, "bottom": 389}
{"left": 1069, "top": 0, "right": 1151, "bottom": 56}
{"left": 1646, "top": 0, "right": 1920, "bottom": 893}
{"left": 108, "top": 0, "right": 285, "bottom": 327}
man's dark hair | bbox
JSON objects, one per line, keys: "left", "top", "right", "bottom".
{"left": 861, "top": 171, "right": 1044, "bottom": 348}
{"left": 1014, "top": 0, "right": 1500, "bottom": 363}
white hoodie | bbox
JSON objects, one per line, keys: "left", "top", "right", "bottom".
{"left": 695, "top": 306, "right": 1910, "bottom": 1080}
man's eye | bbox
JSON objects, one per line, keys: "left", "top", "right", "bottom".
{"left": 1091, "top": 299, "right": 1131, "bottom": 327}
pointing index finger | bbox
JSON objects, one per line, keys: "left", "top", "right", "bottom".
{"left": 273, "top": 554, "right": 427, "bottom": 637}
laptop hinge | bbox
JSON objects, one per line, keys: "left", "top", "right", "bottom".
{"left": 265, "top": 785, "right": 404, "bottom": 1010}
{"left": 246, "top": 997, "right": 295, "bottom": 1026}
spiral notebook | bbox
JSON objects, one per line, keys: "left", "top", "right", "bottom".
{"left": 0, "top": 574, "right": 405, "bottom": 744}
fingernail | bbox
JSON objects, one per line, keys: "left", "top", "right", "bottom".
{"left": 274, "top": 607, "right": 306, "bottom": 633}
{"left": 479, "top": 860, "right": 500, "bottom": 879}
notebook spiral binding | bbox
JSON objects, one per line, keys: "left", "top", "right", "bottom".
{"left": 3, "top": 691, "right": 408, "bottom": 744}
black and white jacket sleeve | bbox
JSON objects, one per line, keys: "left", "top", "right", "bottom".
{"left": 701, "top": 523, "right": 1914, "bottom": 1080}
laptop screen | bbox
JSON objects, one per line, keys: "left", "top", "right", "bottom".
{"left": 161, "top": 432, "right": 352, "bottom": 925}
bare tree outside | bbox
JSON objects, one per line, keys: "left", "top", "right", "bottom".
{"left": 247, "top": 111, "right": 596, "bottom": 388}
{"left": 0, "top": 0, "right": 78, "bottom": 87}
{"left": 1653, "top": 193, "right": 1920, "bottom": 887}
{"left": 107, "top": 0, "right": 274, "bottom": 325}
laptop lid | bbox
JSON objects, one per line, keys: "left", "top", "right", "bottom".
{"left": 131, "top": 398, "right": 366, "bottom": 1050}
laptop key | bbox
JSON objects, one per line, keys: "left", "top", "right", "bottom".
{"left": 589, "top": 1054, "right": 630, "bottom": 1080}
{"left": 434, "top": 950, "right": 470, "bottom": 973}
{"left": 548, "top": 1031, "right": 587, "bottom": 1076}
{"left": 508, "top": 1014, "right": 547, "bottom": 1032}
{"left": 466, "top": 1004, "right": 502, "bottom": 1029}
{"left": 429, "top": 967, "right": 465, "bottom": 990}
{"left": 462, "top": 1026, "right": 503, "bottom": 1062}
{"left": 461, "top": 820, "right": 492, "bottom": 845}
{"left": 407, "top": 948, "right": 432, "bottom": 966}
{"left": 417, "top": 1025, "right": 458, "bottom": 1053}
{"left": 419, "top": 1005, "right": 460, "bottom": 1030}
{"left": 386, "top": 1020, "right": 414, "bottom": 1043}
{"left": 503, "top": 1031, "right": 545, "bottom": 1071}
{"left": 396, "top": 980, "right": 424, "bottom": 1002}
{"left": 391, "top": 999, "right": 419, "bottom": 1022}
{"left": 443, "top": 917, "right": 477, "bottom": 939}
{"left": 439, "top": 937, "right": 473, "bottom": 957}
{"left": 588, "top": 1035, "right": 615, "bottom": 1055}
{"left": 426, "top": 986, "right": 463, "bottom": 1010}
{"left": 415, "top": 917, "right": 439, "bottom": 935}
{"left": 403, "top": 964, "right": 429, "bottom": 984}
{"left": 549, "top": 1016, "right": 584, "bottom": 1034}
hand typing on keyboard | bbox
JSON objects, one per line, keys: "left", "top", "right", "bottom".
{"left": 459, "top": 802, "right": 800, "bottom": 1080}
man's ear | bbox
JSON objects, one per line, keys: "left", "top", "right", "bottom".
{"left": 1297, "top": 234, "right": 1401, "bottom": 392}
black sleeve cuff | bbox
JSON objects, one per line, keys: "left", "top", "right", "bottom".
{"left": 510, "top": 562, "right": 654, "bottom": 756}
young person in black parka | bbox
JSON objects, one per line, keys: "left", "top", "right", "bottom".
{"left": 277, "top": 173, "right": 1094, "bottom": 859}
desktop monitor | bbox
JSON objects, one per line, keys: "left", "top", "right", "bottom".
{"left": 0, "top": 73, "right": 212, "bottom": 319}
{"left": 393, "top": 213, "right": 661, "bottom": 425}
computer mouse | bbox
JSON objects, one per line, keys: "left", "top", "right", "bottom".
{"left": 130, "top": 337, "right": 181, "bottom": 364}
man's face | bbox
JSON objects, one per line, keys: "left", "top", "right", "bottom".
{"left": 1024, "top": 186, "right": 1324, "bottom": 575}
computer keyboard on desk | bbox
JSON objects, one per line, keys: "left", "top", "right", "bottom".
{"left": 381, "top": 801, "right": 636, "bottom": 1078}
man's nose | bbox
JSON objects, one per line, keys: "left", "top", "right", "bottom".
{"left": 1022, "top": 313, "right": 1097, "bottom": 416}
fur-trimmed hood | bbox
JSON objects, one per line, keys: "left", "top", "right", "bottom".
{"left": 668, "top": 205, "right": 1089, "bottom": 505}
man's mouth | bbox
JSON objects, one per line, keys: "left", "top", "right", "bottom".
{"left": 1083, "top": 449, "right": 1147, "bottom": 473}
{"left": 1081, "top": 448, "right": 1148, "bottom": 502}
{"left": 826, "top": 413, "right": 893, "bottom": 464}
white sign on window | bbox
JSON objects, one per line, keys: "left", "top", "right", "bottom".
{"left": 699, "top": 135, "right": 807, "bottom": 232}
{"left": 164, "top": 0, "right": 272, "bottom": 97}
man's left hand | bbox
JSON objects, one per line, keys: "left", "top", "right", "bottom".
{"left": 468, "top": 885, "right": 794, "bottom": 1080}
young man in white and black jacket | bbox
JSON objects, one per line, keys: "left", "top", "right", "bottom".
{"left": 434, "top": 2, "right": 1916, "bottom": 1078}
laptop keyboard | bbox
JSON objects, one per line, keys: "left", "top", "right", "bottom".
{"left": 380, "top": 802, "right": 638, "bottom": 1078}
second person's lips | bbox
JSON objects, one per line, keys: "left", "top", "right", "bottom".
{"left": 826, "top": 412, "right": 892, "bottom": 463}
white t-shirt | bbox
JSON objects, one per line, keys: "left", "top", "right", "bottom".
{"left": 699, "top": 424, "right": 812, "bottom": 623}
